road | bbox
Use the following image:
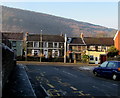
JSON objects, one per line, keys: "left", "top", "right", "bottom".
{"left": 25, "top": 64, "right": 120, "bottom": 97}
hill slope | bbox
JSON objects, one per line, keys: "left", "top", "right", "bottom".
{"left": 2, "top": 6, "right": 116, "bottom": 37}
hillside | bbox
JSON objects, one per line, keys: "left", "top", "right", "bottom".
{"left": 2, "top": 6, "right": 116, "bottom": 37}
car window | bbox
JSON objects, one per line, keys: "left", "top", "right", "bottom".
{"left": 100, "top": 61, "right": 108, "bottom": 67}
{"left": 107, "top": 62, "right": 116, "bottom": 68}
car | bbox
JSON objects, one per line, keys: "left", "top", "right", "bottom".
{"left": 93, "top": 61, "right": 120, "bottom": 80}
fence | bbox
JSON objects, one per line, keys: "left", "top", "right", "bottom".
{"left": 2, "top": 43, "right": 16, "bottom": 88}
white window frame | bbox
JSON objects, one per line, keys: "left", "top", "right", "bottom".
{"left": 53, "top": 42, "right": 59, "bottom": 48}
{"left": 34, "top": 41, "right": 39, "bottom": 48}
{"left": 43, "top": 42, "right": 48, "bottom": 48}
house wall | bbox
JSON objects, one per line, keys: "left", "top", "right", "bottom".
{"left": 10, "top": 40, "right": 23, "bottom": 56}
{"left": 114, "top": 31, "right": 120, "bottom": 55}
{"left": 86, "top": 50, "right": 106, "bottom": 64}
{"left": 27, "top": 41, "right": 64, "bottom": 58}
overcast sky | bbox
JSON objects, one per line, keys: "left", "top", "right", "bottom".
{"left": 2, "top": 2, "right": 118, "bottom": 29}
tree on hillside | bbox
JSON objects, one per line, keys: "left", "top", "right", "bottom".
{"left": 107, "top": 46, "right": 119, "bottom": 57}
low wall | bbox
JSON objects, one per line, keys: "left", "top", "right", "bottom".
{"left": 2, "top": 43, "right": 16, "bottom": 88}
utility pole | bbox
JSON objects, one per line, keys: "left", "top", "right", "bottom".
{"left": 64, "top": 34, "right": 67, "bottom": 63}
{"left": 25, "top": 32, "right": 28, "bottom": 61}
{"left": 40, "top": 30, "right": 42, "bottom": 62}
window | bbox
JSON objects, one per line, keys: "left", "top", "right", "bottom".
{"left": 100, "top": 61, "right": 108, "bottom": 67}
{"left": 78, "top": 46, "right": 81, "bottom": 51}
{"left": 48, "top": 42, "right": 53, "bottom": 48}
{"left": 98, "top": 46, "right": 102, "bottom": 51}
{"left": 95, "top": 57, "right": 98, "bottom": 61}
{"left": 89, "top": 46, "right": 96, "bottom": 50}
{"left": 44, "top": 42, "right": 48, "bottom": 48}
{"left": 32, "top": 50, "right": 39, "bottom": 56}
{"left": 107, "top": 62, "right": 116, "bottom": 68}
{"left": 54, "top": 42, "right": 59, "bottom": 48}
{"left": 101, "top": 46, "right": 106, "bottom": 51}
{"left": 90, "top": 55, "right": 94, "bottom": 60}
{"left": 34, "top": 42, "right": 39, "bottom": 47}
{"left": 27, "top": 42, "right": 33, "bottom": 47}
{"left": 52, "top": 50, "right": 59, "bottom": 58}
{"left": 12, "top": 41, "right": 16, "bottom": 47}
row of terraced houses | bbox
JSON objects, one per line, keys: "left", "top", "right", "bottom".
{"left": 1, "top": 31, "right": 120, "bottom": 64}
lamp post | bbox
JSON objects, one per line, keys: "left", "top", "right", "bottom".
{"left": 64, "top": 34, "right": 67, "bottom": 63}
{"left": 40, "top": 30, "right": 42, "bottom": 62}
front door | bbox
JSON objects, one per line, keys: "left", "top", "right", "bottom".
{"left": 100, "top": 55, "right": 107, "bottom": 64}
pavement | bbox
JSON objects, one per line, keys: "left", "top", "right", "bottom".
{"left": 17, "top": 61, "right": 99, "bottom": 66}
{"left": 78, "top": 66, "right": 98, "bottom": 71}
{"left": 2, "top": 64, "right": 37, "bottom": 98}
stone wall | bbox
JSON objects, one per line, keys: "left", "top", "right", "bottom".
{"left": 2, "top": 43, "right": 16, "bottom": 88}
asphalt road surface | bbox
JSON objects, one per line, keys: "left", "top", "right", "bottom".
{"left": 25, "top": 64, "right": 120, "bottom": 97}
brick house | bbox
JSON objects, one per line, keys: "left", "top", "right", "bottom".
{"left": 114, "top": 31, "right": 120, "bottom": 55}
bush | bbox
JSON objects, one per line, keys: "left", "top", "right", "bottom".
{"left": 107, "top": 46, "right": 119, "bottom": 57}
{"left": 81, "top": 55, "right": 89, "bottom": 63}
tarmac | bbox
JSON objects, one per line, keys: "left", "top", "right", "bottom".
{"left": 2, "top": 61, "right": 98, "bottom": 98}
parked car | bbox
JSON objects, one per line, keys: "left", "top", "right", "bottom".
{"left": 93, "top": 61, "right": 120, "bottom": 80}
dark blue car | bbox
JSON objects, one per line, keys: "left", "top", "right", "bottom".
{"left": 93, "top": 61, "right": 120, "bottom": 80}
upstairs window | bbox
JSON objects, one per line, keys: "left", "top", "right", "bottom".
{"left": 89, "top": 46, "right": 96, "bottom": 50}
{"left": 43, "top": 42, "right": 48, "bottom": 48}
{"left": 53, "top": 42, "right": 59, "bottom": 48}
{"left": 34, "top": 42, "right": 39, "bottom": 48}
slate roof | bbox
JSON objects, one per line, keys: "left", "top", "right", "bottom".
{"left": 27, "top": 34, "right": 64, "bottom": 42}
{"left": 1, "top": 32, "right": 24, "bottom": 40}
{"left": 84, "top": 37, "right": 114, "bottom": 46}
{"left": 69, "top": 37, "right": 114, "bottom": 46}
{"left": 69, "top": 38, "right": 85, "bottom": 45}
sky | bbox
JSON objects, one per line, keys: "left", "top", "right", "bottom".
{"left": 2, "top": 2, "right": 118, "bottom": 29}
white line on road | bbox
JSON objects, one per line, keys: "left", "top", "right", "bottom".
{"left": 62, "top": 70, "right": 77, "bottom": 78}
{"left": 40, "top": 84, "right": 50, "bottom": 97}
{"left": 112, "top": 84, "right": 118, "bottom": 86}
{"left": 70, "top": 86, "right": 78, "bottom": 90}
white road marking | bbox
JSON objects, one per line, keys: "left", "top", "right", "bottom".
{"left": 62, "top": 70, "right": 77, "bottom": 78}
{"left": 112, "top": 84, "right": 118, "bottom": 86}
{"left": 70, "top": 86, "right": 78, "bottom": 90}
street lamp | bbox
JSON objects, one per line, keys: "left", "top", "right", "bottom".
{"left": 64, "top": 34, "right": 67, "bottom": 63}
{"left": 40, "top": 30, "right": 42, "bottom": 62}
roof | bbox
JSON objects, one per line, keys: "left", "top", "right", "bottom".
{"left": 69, "top": 37, "right": 114, "bottom": 46}
{"left": 69, "top": 37, "right": 85, "bottom": 45}
{"left": 27, "top": 34, "right": 64, "bottom": 42}
{"left": 84, "top": 37, "right": 114, "bottom": 46}
{"left": 1, "top": 32, "right": 24, "bottom": 40}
